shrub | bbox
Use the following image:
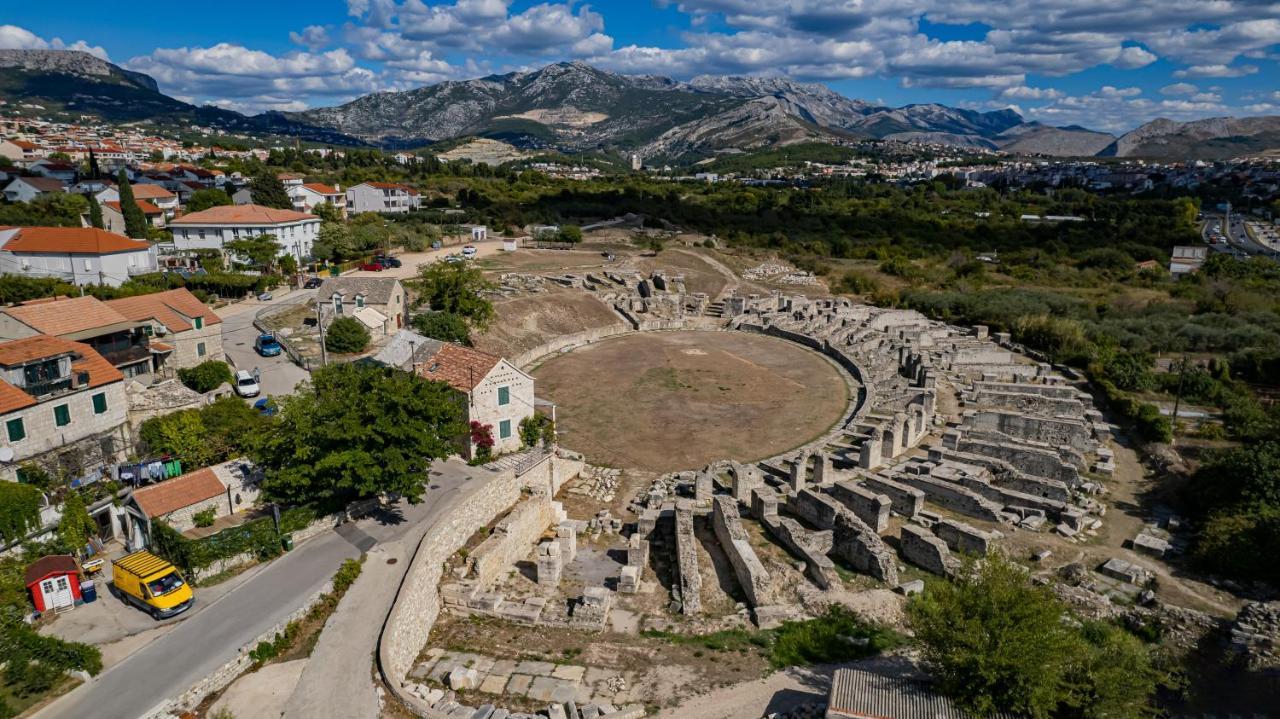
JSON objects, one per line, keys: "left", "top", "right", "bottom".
{"left": 325, "top": 316, "right": 371, "bottom": 354}
{"left": 411, "top": 311, "right": 471, "bottom": 345}
{"left": 332, "top": 558, "right": 363, "bottom": 594}
{"left": 193, "top": 508, "right": 216, "bottom": 528}
{"left": 178, "top": 360, "right": 233, "bottom": 393}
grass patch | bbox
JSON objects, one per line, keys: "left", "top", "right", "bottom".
{"left": 642, "top": 606, "right": 903, "bottom": 670}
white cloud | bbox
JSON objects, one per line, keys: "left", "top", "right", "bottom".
{"left": 1160, "top": 82, "right": 1197, "bottom": 96}
{"left": 0, "top": 24, "right": 109, "bottom": 60}
{"left": 289, "top": 26, "right": 331, "bottom": 52}
{"left": 999, "top": 86, "right": 1063, "bottom": 100}
{"left": 1173, "top": 63, "right": 1259, "bottom": 78}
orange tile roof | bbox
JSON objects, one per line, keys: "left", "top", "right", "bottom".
{"left": 170, "top": 203, "right": 317, "bottom": 225}
{"left": 104, "top": 199, "right": 162, "bottom": 215}
{"left": 130, "top": 184, "right": 176, "bottom": 200}
{"left": 9, "top": 140, "right": 38, "bottom": 150}
{"left": 0, "top": 335, "right": 123, "bottom": 414}
{"left": 1, "top": 227, "right": 150, "bottom": 255}
{"left": 300, "top": 183, "right": 341, "bottom": 194}
{"left": 130, "top": 467, "right": 225, "bottom": 518}
{"left": 2, "top": 295, "right": 134, "bottom": 337}
{"left": 417, "top": 343, "right": 501, "bottom": 393}
{"left": 105, "top": 288, "right": 221, "bottom": 333}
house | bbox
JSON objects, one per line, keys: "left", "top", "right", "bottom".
{"left": 345, "top": 182, "right": 420, "bottom": 215}
{"left": 1170, "top": 245, "right": 1209, "bottom": 278}
{"left": 102, "top": 200, "right": 165, "bottom": 237}
{"left": 28, "top": 160, "right": 78, "bottom": 183}
{"left": 276, "top": 172, "right": 305, "bottom": 188}
{"left": 0, "top": 335, "right": 130, "bottom": 482}
{"left": 373, "top": 330, "right": 535, "bottom": 458}
{"left": 122, "top": 460, "right": 261, "bottom": 547}
{"left": 230, "top": 188, "right": 253, "bottom": 205}
{"left": 0, "top": 139, "right": 43, "bottom": 164}
{"left": 169, "top": 203, "right": 319, "bottom": 263}
{"left": 288, "top": 182, "right": 345, "bottom": 218}
{"left": 104, "top": 289, "right": 223, "bottom": 369}
{"left": 316, "top": 276, "right": 406, "bottom": 334}
{"left": 24, "top": 555, "right": 82, "bottom": 613}
{"left": 97, "top": 184, "right": 178, "bottom": 217}
{"left": 3, "top": 176, "right": 66, "bottom": 203}
{"left": 0, "top": 296, "right": 160, "bottom": 381}
{"left": 0, "top": 227, "right": 158, "bottom": 287}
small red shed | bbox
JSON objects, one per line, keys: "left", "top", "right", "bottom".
{"left": 25, "top": 555, "right": 82, "bottom": 613}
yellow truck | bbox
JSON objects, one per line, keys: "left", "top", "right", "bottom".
{"left": 111, "top": 551, "right": 193, "bottom": 619}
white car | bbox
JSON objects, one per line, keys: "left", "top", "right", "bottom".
{"left": 462, "top": 245, "right": 478, "bottom": 259}
{"left": 234, "top": 370, "right": 260, "bottom": 398}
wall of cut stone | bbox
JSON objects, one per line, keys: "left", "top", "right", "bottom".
{"left": 711, "top": 496, "right": 771, "bottom": 608}
{"left": 933, "top": 518, "right": 992, "bottom": 556}
{"left": 860, "top": 475, "right": 924, "bottom": 518}
{"left": 970, "top": 410, "right": 1092, "bottom": 452}
{"left": 674, "top": 502, "right": 702, "bottom": 614}
{"left": 900, "top": 525, "right": 957, "bottom": 576}
{"left": 760, "top": 514, "right": 839, "bottom": 590}
{"left": 828, "top": 481, "right": 890, "bottom": 533}
{"left": 893, "top": 473, "right": 1003, "bottom": 522}
{"left": 465, "top": 491, "right": 557, "bottom": 589}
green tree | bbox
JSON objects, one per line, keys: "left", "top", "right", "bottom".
{"left": 412, "top": 261, "right": 495, "bottom": 330}
{"left": 314, "top": 221, "right": 354, "bottom": 261}
{"left": 311, "top": 201, "right": 341, "bottom": 223}
{"left": 278, "top": 253, "right": 298, "bottom": 276}
{"left": 0, "top": 483, "right": 43, "bottom": 545}
{"left": 138, "top": 411, "right": 215, "bottom": 467}
{"left": 187, "top": 188, "right": 232, "bottom": 213}
{"left": 86, "top": 194, "right": 104, "bottom": 230}
{"left": 251, "top": 363, "right": 466, "bottom": 505}
{"left": 225, "top": 234, "right": 281, "bottom": 271}
{"left": 558, "top": 224, "right": 583, "bottom": 244}
{"left": 57, "top": 492, "right": 95, "bottom": 555}
{"left": 325, "top": 316, "right": 371, "bottom": 354}
{"left": 411, "top": 311, "right": 471, "bottom": 345}
{"left": 116, "top": 170, "right": 149, "bottom": 239}
{"left": 177, "top": 360, "right": 233, "bottom": 393}
{"left": 249, "top": 168, "right": 292, "bottom": 209}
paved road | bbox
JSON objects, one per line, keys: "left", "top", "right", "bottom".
{"left": 217, "top": 290, "right": 314, "bottom": 399}
{"left": 36, "top": 459, "right": 481, "bottom": 719}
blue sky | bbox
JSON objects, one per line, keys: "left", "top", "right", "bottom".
{"left": 3, "top": 0, "right": 1279, "bottom": 132}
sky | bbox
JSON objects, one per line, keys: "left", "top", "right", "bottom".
{"left": 1, "top": 0, "right": 1279, "bottom": 133}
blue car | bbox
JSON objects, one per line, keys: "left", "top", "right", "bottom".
{"left": 253, "top": 398, "right": 277, "bottom": 416}
{"left": 254, "top": 334, "right": 282, "bottom": 357}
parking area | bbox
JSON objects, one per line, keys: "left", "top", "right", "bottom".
{"left": 217, "top": 291, "right": 314, "bottom": 399}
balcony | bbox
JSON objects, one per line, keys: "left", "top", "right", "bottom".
{"left": 22, "top": 376, "right": 74, "bottom": 398}
{"left": 97, "top": 343, "right": 152, "bottom": 368}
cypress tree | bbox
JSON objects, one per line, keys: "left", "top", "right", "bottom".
{"left": 87, "top": 194, "right": 104, "bottom": 229}
{"left": 117, "top": 169, "right": 149, "bottom": 238}
{"left": 249, "top": 167, "right": 293, "bottom": 209}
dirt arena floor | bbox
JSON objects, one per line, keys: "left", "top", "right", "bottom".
{"left": 532, "top": 331, "right": 849, "bottom": 472}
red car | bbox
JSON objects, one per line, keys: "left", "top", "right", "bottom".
{"left": 359, "top": 262, "right": 385, "bottom": 271}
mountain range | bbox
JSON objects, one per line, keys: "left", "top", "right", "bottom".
{"left": 4, "top": 50, "right": 1280, "bottom": 163}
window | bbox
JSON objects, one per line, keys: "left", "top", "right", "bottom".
{"left": 497, "top": 386, "right": 510, "bottom": 406}
{"left": 6, "top": 418, "right": 24, "bottom": 442}
{"left": 197, "top": 342, "right": 207, "bottom": 357}
{"left": 355, "top": 294, "right": 365, "bottom": 309}
{"left": 194, "top": 317, "right": 204, "bottom": 330}
{"left": 54, "top": 404, "right": 71, "bottom": 427}
{"left": 499, "top": 419, "right": 511, "bottom": 440}
{"left": 333, "top": 294, "right": 343, "bottom": 315}
{"left": 92, "top": 392, "right": 107, "bottom": 414}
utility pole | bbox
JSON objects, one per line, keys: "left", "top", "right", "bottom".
{"left": 316, "top": 298, "right": 328, "bottom": 367}
{"left": 1170, "top": 353, "right": 1189, "bottom": 443}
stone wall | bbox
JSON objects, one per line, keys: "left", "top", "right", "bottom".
{"left": 828, "top": 481, "right": 890, "bottom": 533}
{"left": 900, "top": 525, "right": 958, "bottom": 576}
{"left": 892, "top": 473, "right": 1003, "bottom": 522}
{"left": 465, "top": 491, "right": 559, "bottom": 589}
{"left": 952, "top": 434, "right": 1080, "bottom": 485}
{"left": 860, "top": 475, "right": 924, "bottom": 518}
{"left": 674, "top": 501, "right": 702, "bottom": 614}
{"left": 971, "top": 388, "right": 1084, "bottom": 417}
{"left": 711, "top": 496, "right": 771, "bottom": 608}
{"left": 932, "top": 518, "right": 992, "bottom": 556}
{"left": 512, "top": 323, "right": 635, "bottom": 370}
{"left": 790, "top": 490, "right": 897, "bottom": 584}
{"left": 969, "top": 410, "right": 1093, "bottom": 452}
{"left": 759, "top": 514, "right": 839, "bottom": 590}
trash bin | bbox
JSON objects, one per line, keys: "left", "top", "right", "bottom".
{"left": 80, "top": 579, "right": 97, "bottom": 604}
{"left": 281, "top": 534, "right": 294, "bottom": 552}
{"left": 329, "top": 265, "right": 340, "bottom": 277}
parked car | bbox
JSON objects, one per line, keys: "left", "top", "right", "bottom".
{"left": 254, "top": 334, "right": 282, "bottom": 357}
{"left": 253, "top": 397, "right": 277, "bottom": 416}
{"left": 234, "top": 369, "right": 260, "bottom": 398}
{"left": 444, "top": 254, "right": 464, "bottom": 264}
{"left": 360, "top": 261, "right": 385, "bottom": 271}
{"left": 462, "top": 245, "right": 478, "bottom": 259}
{"left": 257, "top": 291, "right": 273, "bottom": 301}
{"left": 374, "top": 255, "right": 402, "bottom": 268}
{"left": 112, "top": 551, "right": 193, "bottom": 620}
{"left": 303, "top": 276, "right": 324, "bottom": 289}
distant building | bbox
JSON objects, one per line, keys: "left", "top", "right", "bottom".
{"left": 102, "top": 200, "right": 165, "bottom": 237}
{"left": 0, "top": 139, "right": 42, "bottom": 164}
{"left": 0, "top": 227, "right": 157, "bottom": 287}
{"left": 1169, "top": 245, "right": 1209, "bottom": 278}
{"left": 288, "top": 182, "right": 346, "bottom": 218}
{"left": 97, "top": 184, "right": 179, "bottom": 217}
{"left": 0, "top": 295, "right": 161, "bottom": 381}
{"left": 3, "top": 176, "right": 66, "bottom": 203}
{"left": 276, "top": 172, "right": 306, "bottom": 188}
{"left": 345, "top": 182, "right": 420, "bottom": 214}
{"left": 630, "top": 153, "right": 642, "bottom": 171}
{"left": 316, "top": 277, "right": 406, "bottom": 335}
{"left": 104, "top": 289, "right": 223, "bottom": 370}
{"left": 169, "top": 203, "right": 319, "bottom": 263}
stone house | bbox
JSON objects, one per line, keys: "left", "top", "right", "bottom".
{"left": 372, "top": 331, "right": 536, "bottom": 458}
{"left": 0, "top": 295, "right": 163, "bottom": 382}
{"left": 317, "top": 276, "right": 406, "bottom": 335}
{"left": 105, "top": 288, "right": 224, "bottom": 369}
{"left": 0, "top": 335, "right": 130, "bottom": 483}
{"left": 122, "top": 459, "right": 262, "bottom": 547}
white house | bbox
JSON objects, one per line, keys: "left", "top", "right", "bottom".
{"left": 101, "top": 200, "right": 165, "bottom": 237}
{"left": 28, "top": 161, "right": 78, "bottom": 183}
{"left": 288, "top": 182, "right": 346, "bottom": 218}
{"left": 0, "top": 335, "right": 130, "bottom": 483}
{"left": 96, "top": 184, "right": 179, "bottom": 217}
{"left": 0, "top": 227, "right": 157, "bottom": 287}
{"left": 3, "top": 176, "right": 66, "bottom": 203}
{"left": 0, "top": 139, "right": 43, "bottom": 164}
{"left": 345, "top": 182, "right": 420, "bottom": 215}
{"left": 169, "top": 203, "right": 320, "bottom": 263}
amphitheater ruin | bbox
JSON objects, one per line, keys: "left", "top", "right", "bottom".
{"left": 378, "top": 251, "right": 1125, "bottom": 719}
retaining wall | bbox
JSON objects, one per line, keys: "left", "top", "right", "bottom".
{"left": 711, "top": 496, "right": 771, "bottom": 608}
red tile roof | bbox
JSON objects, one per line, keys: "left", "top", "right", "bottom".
{"left": 417, "top": 344, "right": 501, "bottom": 393}
{"left": 0, "top": 227, "right": 150, "bottom": 255}
{"left": 105, "top": 288, "right": 221, "bottom": 333}
{"left": 104, "top": 199, "right": 163, "bottom": 216}
{"left": 300, "top": 183, "right": 341, "bottom": 195}
{"left": 170, "top": 203, "right": 317, "bottom": 225}
{"left": 130, "top": 184, "right": 176, "bottom": 200}
{"left": 2, "top": 296, "right": 135, "bottom": 337}
{"left": 130, "top": 467, "right": 225, "bottom": 518}
{"left": 0, "top": 335, "right": 123, "bottom": 414}
{"left": 9, "top": 140, "right": 38, "bottom": 150}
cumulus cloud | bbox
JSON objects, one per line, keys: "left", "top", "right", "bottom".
{"left": 1160, "top": 82, "right": 1197, "bottom": 96}
{"left": 0, "top": 24, "right": 109, "bottom": 60}
{"left": 999, "top": 86, "right": 1064, "bottom": 100}
{"left": 1174, "top": 63, "right": 1259, "bottom": 78}
{"left": 290, "top": 25, "right": 331, "bottom": 52}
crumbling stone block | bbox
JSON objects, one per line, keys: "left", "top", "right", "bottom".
{"left": 900, "top": 524, "right": 959, "bottom": 576}
{"left": 674, "top": 502, "right": 702, "bottom": 614}
{"left": 711, "top": 495, "right": 772, "bottom": 609}
{"left": 861, "top": 474, "right": 924, "bottom": 518}
{"left": 932, "top": 518, "right": 992, "bottom": 556}
{"left": 537, "top": 541, "right": 562, "bottom": 588}
{"left": 828, "top": 480, "right": 891, "bottom": 533}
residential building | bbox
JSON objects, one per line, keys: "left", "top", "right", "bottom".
{"left": 0, "top": 335, "right": 130, "bottom": 483}
{"left": 28, "top": 160, "right": 77, "bottom": 183}
{"left": 121, "top": 459, "right": 261, "bottom": 547}
{"left": 1170, "top": 245, "right": 1209, "bottom": 278}
{"left": 0, "top": 227, "right": 157, "bottom": 287}
{"left": 104, "top": 289, "right": 223, "bottom": 369}
{"left": 346, "top": 182, "right": 420, "bottom": 214}
{"left": 276, "top": 172, "right": 305, "bottom": 188}
{"left": 102, "top": 200, "right": 165, "bottom": 237}
{"left": 0, "top": 139, "right": 42, "bottom": 164}
{"left": 169, "top": 203, "right": 320, "bottom": 263}
{"left": 0, "top": 296, "right": 161, "bottom": 381}
{"left": 316, "top": 276, "right": 406, "bottom": 335}
{"left": 96, "top": 184, "right": 178, "bottom": 217}
{"left": 3, "top": 176, "right": 66, "bottom": 203}
{"left": 372, "top": 330, "right": 535, "bottom": 458}
{"left": 288, "top": 182, "right": 346, "bottom": 218}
